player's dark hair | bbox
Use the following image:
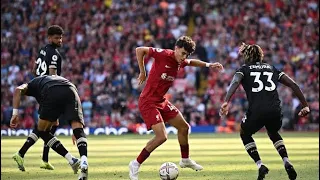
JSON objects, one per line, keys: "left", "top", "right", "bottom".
{"left": 175, "top": 36, "right": 196, "bottom": 55}
{"left": 240, "top": 43, "right": 264, "bottom": 64}
{"left": 47, "top": 25, "right": 64, "bottom": 36}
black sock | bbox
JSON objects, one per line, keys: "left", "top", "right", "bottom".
{"left": 241, "top": 133, "right": 261, "bottom": 163}
{"left": 38, "top": 131, "right": 68, "bottom": 157}
{"left": 19, "top": 128, "right": 40, "bottom": 158}
{"left": 42, "top": 125, "right": 58, "bottom": 162}
{"left": 268, "top": 132, "right": 288, "bottom": 159}
{"left": 73, "top": 128, "right": 87, "bottom": 157}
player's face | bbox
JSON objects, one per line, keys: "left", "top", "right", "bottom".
{"left": 49, "top": 34, "right": 63, "bottom": 47}
{"left": 174, "top": 46, "right": 189, "bottom": 63}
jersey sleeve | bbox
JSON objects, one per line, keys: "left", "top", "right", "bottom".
{"left": 46, "top": 49, "right": 59, "bottom": 69}
{"left": 25, "top": 79, "right": 37, "bottom": 97}
{"left": 147, "top": 47, "right": 167, "bottom": 62}
{"left": 179, "top": 59, "right": 189, "bottom": 68}
{"left": 235, "top": 65, "right": 246, "bottom": 77}
{"left": 272, "top": 65, "right": 285, "bottom": 80}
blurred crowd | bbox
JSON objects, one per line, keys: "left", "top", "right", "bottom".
{"left": 1, "top": 0, "right": 319, "bottom": 132}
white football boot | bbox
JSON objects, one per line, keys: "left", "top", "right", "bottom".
{"left": 129, "top": 160, "right": 140, "bottom": 180}
{"left": 179, "top": 158, "right": 203, "bottom": 171}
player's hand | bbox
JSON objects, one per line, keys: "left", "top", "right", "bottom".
{"left": 219, "top": 102, "right": 229, "bottom": 116}
{"left": 72, "top": 135, "right": 76, "bottom": 145}
{"left": 208, "top": 62, "right": 224, "bottom": 71}
{"left": 298, "top": 106, "right": 310, "bottom": 117}
{"left": 10, "top": 115, "right": 19, "bottom": 129}
{"left": 138, "top": 71, "right": 147, "bottom": 85}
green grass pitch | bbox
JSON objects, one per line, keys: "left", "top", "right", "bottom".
{"left": 1, "top": 132, "right": 319, "bottom": 180}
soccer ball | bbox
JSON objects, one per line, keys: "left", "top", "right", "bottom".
{"left": 159, "top": 162, "right": 179, "bottom": 180}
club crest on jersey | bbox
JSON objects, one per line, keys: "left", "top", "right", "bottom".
{"left": 161, "top": 73, "right": 174, "bottom": 81}
{"left": 155, "top": 48, "right": 164, "bottom": 52}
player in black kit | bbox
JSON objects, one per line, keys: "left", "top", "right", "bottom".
{"left": 220, "top": 43, "right": 310, "bottom": 180}
{"left": 10, "top": 75, "right": 88, "bottom": 180}
{"left": 12, "top": 25, "right": 64, "bottom": 171}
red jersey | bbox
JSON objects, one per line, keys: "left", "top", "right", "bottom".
{"left": 140, "top": 47, "right": 189, "bottom": 102}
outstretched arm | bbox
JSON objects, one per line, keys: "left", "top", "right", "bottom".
{"left": 187, "top": 59, "right": 224, "bottom": 71}
{"left": 136, "top": 47, "right": 149, "bottom": 85}
{"left": 279, "top": 74, "right": 310, "bottom": 116}
{"left": 219, "top": 73, "right": 243, "bottom": 116}
{"left": 10, "top": 83, "right": 28, "bottom": 128}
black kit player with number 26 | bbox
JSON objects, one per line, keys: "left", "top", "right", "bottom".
{"left": 220, "top": 43, "right": 310, "bottom": 180}
{"left": 12, "top": 25, "right": 64, "bottom": 171}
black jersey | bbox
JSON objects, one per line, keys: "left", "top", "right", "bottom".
{"left": 25, "top": 75, "right": 75, "bottom": 103}
{"left": 35, "top": 44, "right": 62, "bottom": 76}
{"left": 236, "top": 62, "right": 285, "bottom": 112}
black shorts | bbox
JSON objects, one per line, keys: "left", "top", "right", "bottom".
{"left": 38, "top": 85, "right": 84, "bottom": 126}
{"left": 241, "top": 109, "right": 283, "bottom": 135}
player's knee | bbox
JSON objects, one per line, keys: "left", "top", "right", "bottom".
{"left": 156, "top": 134, "right": 167, "bottom": 144}
{"left": 177, "top": 123, "right": 189, "bottom": 134}
{"left": 37, "top": 120, "right": 52, "bottom": 131}
{"left": 73, "top": 128, "right": 86, "bottom": 139}
{"left": 71, "top": 121, "right": 83, "bottom": 129}
{"left": 240, "top": 129, "right": 251, "bottom": 139}
{"left": 267, "top": 131, "right": 282, "bottom": 142}
{"left": 240, "top": 128, "right": 246, "bottom": 136}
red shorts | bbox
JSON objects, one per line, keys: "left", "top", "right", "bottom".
{"left": 139, "top": 99, "right": 179, "bottom": 130}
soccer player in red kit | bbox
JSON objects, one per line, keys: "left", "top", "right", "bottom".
{"left": 129, "top": 36, "right": 224, "bottom": 180}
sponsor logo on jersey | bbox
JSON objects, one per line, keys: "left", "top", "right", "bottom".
{"left": 40, "top": 50, "right": 46, "bottom": 56}
{"left": 52, "top": 55, "right": 58, "bottom": 61}
{"left": 161, "top": 73, "right": 175, "bottom": 81}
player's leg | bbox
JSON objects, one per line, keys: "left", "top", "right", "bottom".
{"left": 12, "top": 125, "right": 40, "bottom": 171}
{"left": 71, "top": 121, "right": 88, "bottom": 180}
{"left": 37, "top": 119, "right": 80, "bottom": 174}
{"left": 65, "top": 86, "right": 88, "bottom": 180}
{"left": 129, "top": 108, "right": 167, "bottom": 180}
{"left": 240, "top": 114, "right": 268, "bottom": 180}
{"left": 38, "top": 88, "right": 80, "bottom": 174}
{"left": 266, "top": 114, "right": 297, "bottom": 180}
{"left": 167, "top": 112, "right": 203, "bottom": 171}
{"left": 40, "top": 120, "right": 58, "bottom": 170}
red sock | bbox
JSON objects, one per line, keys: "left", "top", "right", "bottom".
{"left": 180, "top": 144, "right": 189, "bottom": 158}
{"left": 137, "top": 148, "right": 150, "bottom": 164}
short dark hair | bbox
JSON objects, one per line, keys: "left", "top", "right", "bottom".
{"left": 239, "top": 43, "right": 264, "bottom": 64}
{"left": 175, "top": 36, "right": 196, "bottom": 55}
{"left": 47, "top": 25, "right": 64, "bottom": 36}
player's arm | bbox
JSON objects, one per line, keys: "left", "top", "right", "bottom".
{"left": 279, "top": 74, "right": 310, "bottom": 116}
{"left": 47, "top": 50, "right": 59, "bottom": 75}
{"left": 136, "top": 47, "right": 150, "bottom": 85}
{"left": 219, "top": 73, "right": 243, "bottom": 116}
{"left": 12, "top": 83, "right": 28, "bottom": 111}
{"left": 48, "top": 67, "right": 57, "bottom": 75}
{"left": 186, "top": 59, "right": 224, "bottom": 71}
{"left": 48, "top": 54, "right": 58, "bottom": 75}
{"left": 32, "top": 61, "right": 37, "bottom": 76}
{"left": 10, "top": 83, "right": 28, "bottom": 128}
